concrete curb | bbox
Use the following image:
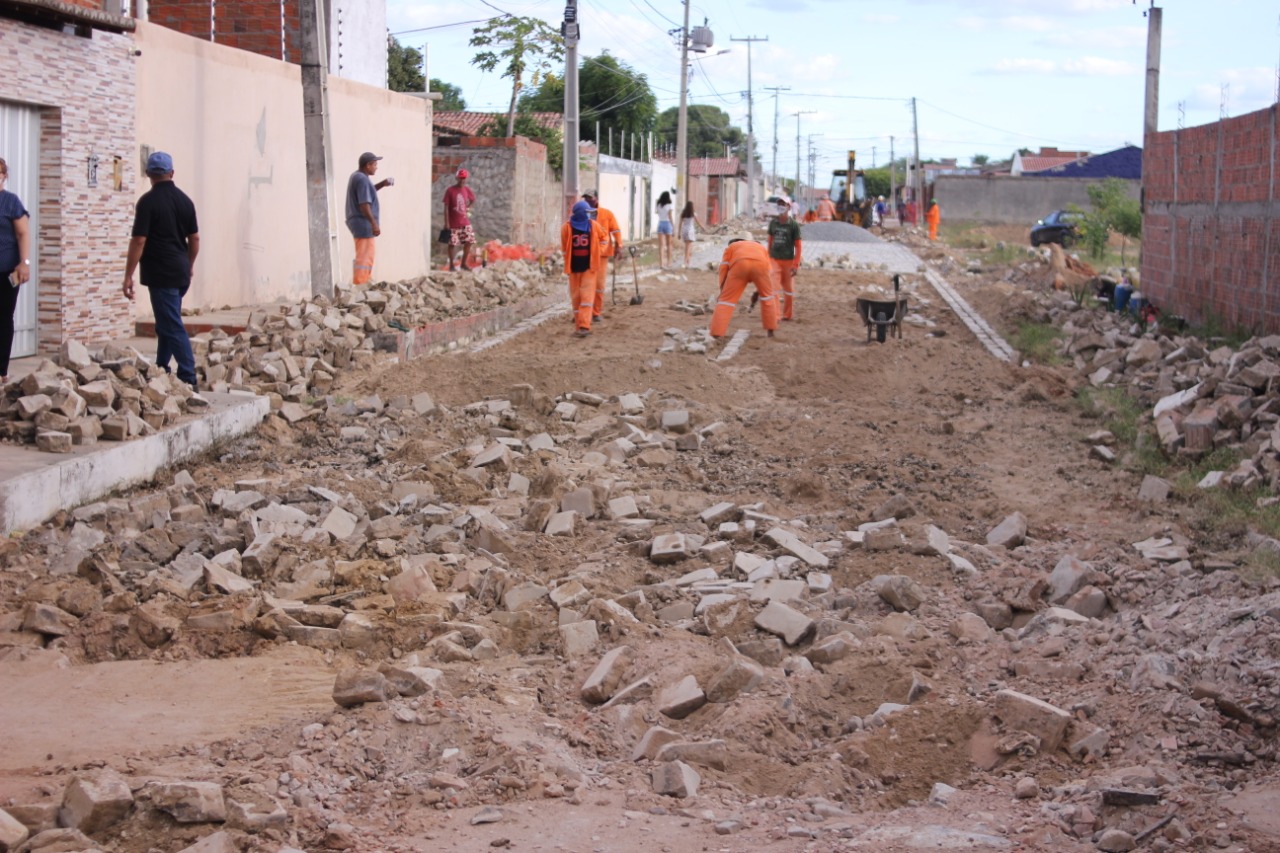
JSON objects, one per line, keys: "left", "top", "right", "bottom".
{"left": 0, "top": 392, "right": 270, "bottom": 535}
{"left": 371, "top": 294, "right": 566, "bottom": 361}
{"left": 922, "top": 268, "right": 1016, "bottom": 362}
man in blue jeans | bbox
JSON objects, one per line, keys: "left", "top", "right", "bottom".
{"left": 123, "top": 151, "right": 200, "bottom": 389}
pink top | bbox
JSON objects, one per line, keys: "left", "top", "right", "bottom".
{"left": 443, "top": 185, "right": 476, "bottom": 229}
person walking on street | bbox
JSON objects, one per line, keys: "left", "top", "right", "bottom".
{"left": 345, "top": 152, "right": 393, "bottom": 285}
{"left": 815, "top": 194, "right": 836, "bottom": 222}
{"left": 926, "top": 198, "right": 941, "bottom": 241}
{"left": 767, "top": 201, "right": 803, "bottom": 321}
{"left": 122, "top": 151, "right": 199, "bottom": 389}
{"left": 582, "top": 189, "right": 621, "bottom": 322}
{"left": 0, "top": 157, "right": 31, "bottom": 385}
{"left": 443, "top": 168, "right": 477, "bottom": 271}
{"left": 655, "top": 191, "right": 674, "bottom": 269}
{"left": 710, "top": 233, "right": 778, "bottom": 340}
{"left": 561, "top": 200, "right": 606, "bottom": 338}
{"left": 679, "top": 201, "right": 703, "bottom": 269}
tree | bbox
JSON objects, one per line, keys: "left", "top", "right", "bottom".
{"left": 429, "top": 79, "right": 466, "bottom": 111}
{"left": 470, "top": 16, "right": 564, "bottom": 138}
{"left": 520, "top": 52, "right": 658, "bottom": 146}
{"left": 655, "top": 105, "right": 745, "bottom": 160}
{"left": 387, "top": 37, "right": 424, "bottom": 92}
{"left": 477, "top": 114, "right": 563, "bottom": 176}
{"left": 971, "top": 154, "right": 990, "bottom": 167}
{"left": 862, "top": 168, "right": 890, "bottom": 200}
{"left": 1074, "top": 178, "right": 1142, "bottom": 261}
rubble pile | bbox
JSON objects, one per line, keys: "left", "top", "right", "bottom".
{"left": 2, "top": 368, "right": 1277, "bottom": 851}
{"left": 0, "top": 341, "right": 206, "bottom": 452}
{"left": 0, "top": 264, "right": 559, "bottom": 453}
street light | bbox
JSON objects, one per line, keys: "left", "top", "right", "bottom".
{"left": 674, "top": 5, "right": 716, "bottom": 206}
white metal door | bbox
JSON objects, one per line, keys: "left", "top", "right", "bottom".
{"left": 0, "top": 101, "right": 39, "bottom": 359}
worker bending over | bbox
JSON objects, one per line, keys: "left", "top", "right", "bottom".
{"left": 767, "top": 201, "right": 803, "bottom": 321}
{"left": 561, "top": 201, "right": 607, "bottom": 338}
{"left": 710, "top": 233, "right": 778, "bottom": 339}
{"left": 582, "top": 188, "right": 621, "bottom": 322}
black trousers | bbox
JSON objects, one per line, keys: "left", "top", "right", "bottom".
{"left": 0, "top": 273, "right": 16, "bottom": 377}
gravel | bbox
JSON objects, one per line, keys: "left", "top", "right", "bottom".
{"left": 800, "top": 221, "right": 884, "bottom": 244}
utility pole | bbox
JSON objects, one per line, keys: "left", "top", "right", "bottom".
{"left": 561, "top": 1, "right": 581, "bottom": 218}
{"left": 911, "top": 96, "right": 922, "bottom": 227}
{"left": 675, "top": 0, "right": 692, "bottom": 203}
{"left": 731, "top": 35, "right": 766, "bottom": 216}
{"left": 300, "top": 0, "right": 334, "bottom": 297}
{"left": 806, "top": 134, "right": 822, "bottom": 206}
{"left": 793, "top": 110, "right": 814, "bottom": 202}
{"left": 889, "top": 135, "right": 896, "bottom": 212}
{"left": 1143, "top": 5, "right": 1162, "bottom": 140}
{"left": 763, "top": 86, "right": 789, "bottom": 188}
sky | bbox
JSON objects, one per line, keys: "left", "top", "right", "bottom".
{"left": 387, "top": 0, "right": 1280, "bottom": 186}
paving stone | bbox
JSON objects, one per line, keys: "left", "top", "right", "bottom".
{"left": 147, "top": 781, "right": 227, "bottom": 823}
{"left": 549, "top": 580, "right": 591, "bottom": 609}
{"left": 22, "top": 603, "right": 78, "bottom": 637}
{"left": 60, "top": 768, "right": 134, "bottom": 834}
{"left": 699, "top": 501, "right": 738, "bottom": 526}
{"left": 704, "top": 656, "right": 763, "bottom": 703}
{"left": 863, "top": 526, "right": 903, "bottom": 551}
{"left": 559, "top": 620, "right": 599, "bottom": 658}
{"left": 872, "top": 494, "right": 917, "bottom": 521}
{"left": 871, "top": 574, "right": 925, "bottom": 612}
{"left": 649, "top": 533, "right": 689, "bottom": 564}
{"left": 503, "top": 582, "right": 548, "bottom": 611}
{"left": 0, "top": 807, "right": 29, "bottom": 852}
{"left": 175, "top": 830, "right": 236, "bottom": 853}
{"left": 657, "top": 601, "right": 695, "bottom": 623}
{"left": 378, "top": 663, "right": 444, "bottom": 696}
{"left": 1064, "top": 585, "right": 1108, "bottom": 619}
{"left": 386, "top": 563, "right": 438, "bottom": 605}
{"left": 660, "top": 410, "right": 690, "bottom": 433}
{"left": 658, "top": 674, "right": 707, "bottom": 719}
{"left": 618, "top": 392, "right": 645, "bottom": 414}
{"left": 994, "top": 689, "right": 1072, "bottom": 753}
{"left": 1047, "top": 555, "right": 1091, "bottom": 604}
{"left": 654, "top": 740, "right": 727, "bottom": 771}
{"left": 754, "top": 600, "right": 815, "bottom": 646}
{"left": 948, "top": 612, "right": 995, "bottom": 643}
{"left": 651, "top": 761, "right": 699, "bottom": 798}
{"left": 580, "top": 646, "right": 634, "bottom": 704}
{"left": 1138, "top": 475, "right": 1171, "bottom": 503}
{"left": 332, "top": 668, "right": 392, "bottom": 707}
{"left": 986, "top": 512, "right": 1028, "bottom": 549}
{"left": 320, "top": 506, "right": 359, "bottom": 540}
{"left": 631, "top": 726, "right": 682, "bottom": 761}
{"left": 763, "top": 527, "right": 830, "bottom": 568}
{"left": 806, "top": 632, "right": 860, "bottom": 665}
{"left": 34, "top": 431, "right": 72, "bottom": 453}
{"left": 608, "top": 496, "right": 640, "bottom": 519}
{"left": 544, "top": 511, "right": 578, "bottom": 537}
{"left": 560, "top": 487, "right": 595, "bottom": 518}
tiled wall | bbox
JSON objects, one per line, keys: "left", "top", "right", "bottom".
{"left": 1141, "top": 106, "right": 1280, "bottom": 333}
{"left": 0, "top": 19, "right": 137, "bottom": 348}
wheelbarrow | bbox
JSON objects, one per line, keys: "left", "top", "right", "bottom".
{"left": 856, "top": 274, "right": 908, "bottom": 343}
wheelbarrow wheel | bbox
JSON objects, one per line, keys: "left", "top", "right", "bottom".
{"left": 875, "top": 310, "right": 888, "bottom": 343}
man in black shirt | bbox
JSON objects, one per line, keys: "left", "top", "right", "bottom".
{"left": 123, "top": 151, "right": 200, "bottom": 388}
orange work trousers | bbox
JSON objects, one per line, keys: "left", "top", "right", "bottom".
{"left": 353, "top": 237, "right": 376, "bottom": 285}
{"left": 770, "top": 258, "right": 797, "bottom": 320}
{"left": 928, "top": 222, "right": 939, "bottom": 241}
{"left": 710, "top": 258, "right": 778, "bottom": 337}
{"left": 567, "top": 271, "right": 595, "bottom": 331}
{"left": 593, "top": 254, "right": 613, "bottom": 317}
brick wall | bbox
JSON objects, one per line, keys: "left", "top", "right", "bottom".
{"left": 0, "top": 19, "right": 137, "bottom": 349}
{"left": 1141, "top": 105, "right": 1279, "bottom": 332}
{"left": 150, "top": 0, "right": 296, "bottom": 61}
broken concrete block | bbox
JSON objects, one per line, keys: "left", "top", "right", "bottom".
{"left": 806, "top": 632, "right": 860, "bottom": 665}
{"left": 560, "top": 487, "right": 595, "bottom": 518}
{"left": 35, "top": 431, "right": 72, "bottom": 453}
{"left": 704, "top": 656, "right": 763, "bottom": 703}
{"left": 660, "top": 410, "right": 690, "bottom": 433}
{"left": 503, "top": 582, "right": 548, "bottom": 611}
{"left": 871, "top": 574, "right": 925, "bottom": 612}
{"left": 580, "top": 646, "right": 634, "bottom": 704}
{"left": 749, "top": 578, "right": 808, "bottom": 604}
{"left": 1137, "top": 475, "right": 1171, "bottom": 503}
{"left": 631, "top": 726, "right": 682, "bottom": 761}
{"left": 608, "top": 496, "right": 640, "bottom": 520}
{"left": 386, "top": 564, "right": 438, "bottom": 605}
{"left": 175, "top": 830, "right": 236, "bottom": 853}
{"left": 332, "top": 668, "right": 392, "bottom": 707}
{"left": 657, "top": 601, "right": 695, "bottom": 623}
{"left": 1047, "top": 555, "right": 1090, "bottom": 604}
{"left": 763, "top": 527, "right": 830, "bottom": 568}
{"left": 948, "top": 612, "right": 994, "bottom": 644}
{"left": 0, "top": 807, "right": 29, "bottom": 852}
{"left": 320, "top": 506, "right": 359, "bottom": 540}
{"left": 148, "top": 781, "right": 227, "bottom": 823}
{"left": 994, "top": 689, "right": 1071, "bottom": 753}
{"left": 471, "top": 443, "right": 513, "bottom": 470}
{"left": 549, "top": 580, "right": 591, "bottom": 609}
{"left": 649, "top": 533, "right": 688, "bottom": 564}
{"left": 558, "top": 620, "right": 599, "bottom": 659}
{"left": 699, "top": 501, "right": 738, "bottom": 526}
{"left": 986, "top": 512, "right": 1028, "bottom": 549}
{"left": 658, "top": 675, "right": 707, "bottom": 719}
{"left": 22, "top": 603, "right": 78, "bottom": 637}
{"left": 60, "top": 768, "right": 134, "bottom": 834}
{"left": 651, "top": 761, "right": 699, "bottom": 798}
{"left": 754, "top": 600, "right": 815, "bottom": 646}
{"left": 378, "top": 663, "right": 444, "bottom": 696}
{"left": 655, "top": 740, "right": 727, "bottom": 771}
{"left": 544, "top": 510, "right": 577, "bottom": 537}
{"left": 1064, "top": 585, "right": 1108, "bottom": 619}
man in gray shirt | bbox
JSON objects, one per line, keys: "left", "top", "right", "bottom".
{"left": 345, "top": 152, "right": 393, "bottom": 284}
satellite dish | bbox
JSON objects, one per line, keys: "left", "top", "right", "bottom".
{"left": 689, "top": 25, "right": 714, "bottom": 52}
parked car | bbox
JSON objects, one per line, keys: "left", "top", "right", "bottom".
{"left": 1030, "top": 210, "right": 1082, "bottom": 247}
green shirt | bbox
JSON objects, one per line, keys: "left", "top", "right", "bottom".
{"left": 768, "top": 217, "right": 802, "bottom": 261}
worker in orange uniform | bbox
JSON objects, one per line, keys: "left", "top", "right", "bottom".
{"left": 767, "top": 201, "right": 803, "bottom": 321}
{"left": 926, "top": 198, "right": 941, "bottom": 240}
{"left": 816, "top": 194, "right": 837, "bottom": 221}
{"left": 710, "top": 233, "right": 778, "bottom": 339}
{"left": 582, "top": 189, "right": 621, "bottom": 322}
{"left": 561, "top": 200, "right": 607, "bottom": 338}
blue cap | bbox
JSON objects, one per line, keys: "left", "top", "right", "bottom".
{"left": 145, "top": 151, "right": 174, "bottom": 176}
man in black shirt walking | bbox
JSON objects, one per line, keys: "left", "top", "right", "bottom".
{"left": 123, "top": 151, "right": 200, "bottom": 388}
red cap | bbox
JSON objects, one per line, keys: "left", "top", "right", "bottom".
{"left": 456, "top": 168, "right": 469, "bottom": 179}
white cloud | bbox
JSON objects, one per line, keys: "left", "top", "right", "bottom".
{"left": 1037, "top": 25, "right": 1145, "bottom": 50}
{"left": 984, "top": 58, "right": 1057, "bottom": 75}
{"left": 1061, "top": 56, "right": 1139, "bottom": 76}
{"left": 1187, "top": 68, "right": 1279, "bottom": 116}
{"left": 1002, "top": 16, "right": 1055, "bottom": 32}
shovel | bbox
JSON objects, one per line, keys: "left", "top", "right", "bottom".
{"left": 611, "top": 253, "right": 619, "bottom": 306}
{"left": 628, "top": 246, "right": 644, "bottom": 305}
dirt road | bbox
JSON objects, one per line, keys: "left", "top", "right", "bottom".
{"left": 0, "top": 225, "right": 1272, "bottom": 853}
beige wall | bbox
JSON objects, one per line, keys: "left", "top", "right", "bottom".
{"left": 134, "top": 22, "right": 434, "bottom": 312}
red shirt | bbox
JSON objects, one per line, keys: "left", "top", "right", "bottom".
{"left": 443, "top": 185, "right": 476, "bottom": 229}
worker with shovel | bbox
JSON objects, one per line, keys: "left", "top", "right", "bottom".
{"left": 709, "top": 233, "right": 778, "bottom": 340}
{"left": 561, "top": 200, "right": 607, "bottom": 338}
{"left": 582, "top": 189, "right": 622, "bottom": 323}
